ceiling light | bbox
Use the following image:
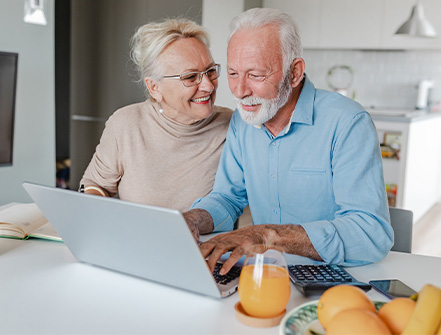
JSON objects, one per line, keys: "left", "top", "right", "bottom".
{"left": 395, "top": 2, "right": 436, "bottom": 38}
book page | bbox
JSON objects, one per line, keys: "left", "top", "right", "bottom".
{"left": 27, "top": 222, "right": 62, "bottom": 242}
{"left": 0, "top": 203, "right": 48, "bottom": 237}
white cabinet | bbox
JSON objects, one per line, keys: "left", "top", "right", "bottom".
{"left": 318, "top": 0, "right": 383, "bottom": 49}
{"left": 373, "top": 113, "right": 441, "bottom": 223}
{"left": 263, "top": 0, "right": 321, "bottom": 48}
{"left": 263, "top": 0, "right": 441, "bottom": 50}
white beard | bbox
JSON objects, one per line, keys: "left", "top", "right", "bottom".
{"left": 235, "top": 73, "right": 292, "bottom": 126}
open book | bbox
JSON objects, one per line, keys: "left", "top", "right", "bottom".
{"left": 0, "top": 203, "right": 62, "bottom": 241}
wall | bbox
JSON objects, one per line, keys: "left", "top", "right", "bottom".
{"left": 303, "top": 49, "right": 441, "bottom": 111}
{"left": 202, "top": 0, "right": 263, "bottom": 111}
{"left": 69, "top": 0, "right": 203, "bottom": 189}
{"left": 0, "top": 0, "right": 55, "bottom": 205}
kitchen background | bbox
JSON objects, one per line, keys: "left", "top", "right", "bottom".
{"left": 304, "top": 49, "right": 441, "bottom": 111}
{"left": 1, "top": 0, "right": 441, "bottom": 247}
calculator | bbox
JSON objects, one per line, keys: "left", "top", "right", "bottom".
{"left": 288, "top": 264, "right": 372, "bottom": 296}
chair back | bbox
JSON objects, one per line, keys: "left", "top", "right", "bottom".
{"left": 389, "top": 207, "right": 413, "bottom": 253}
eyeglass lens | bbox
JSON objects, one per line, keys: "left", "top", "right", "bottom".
{"left": 181, "top": 65, "right": 220, "bottom": 87}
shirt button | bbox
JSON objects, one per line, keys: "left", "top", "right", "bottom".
{"left": 274, "top": 209, "right": 278, "bottom": 214}
{"left": 272, "top": 142, "right": 277, "bottom": 146}
{"left": 271, "top": 174, "right": 276, "bottom": 179}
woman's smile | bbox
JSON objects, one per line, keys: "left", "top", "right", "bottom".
{"left": 191, "top": 95, "right": 211, "bottom": 104}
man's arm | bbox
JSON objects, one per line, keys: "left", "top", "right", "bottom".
{"left": 200, "top": 224, "right": 322, "bottom": 275}
{"left": 191, "top": 112, "right": 249, "bottom": 233}
{"left": 183, "top": 209, "right": 214, "bottom": 242}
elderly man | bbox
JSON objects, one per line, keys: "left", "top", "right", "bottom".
{"left": 184, "top": 8, "right": 393, "bottom": 274}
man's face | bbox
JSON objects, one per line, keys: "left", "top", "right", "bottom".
{"left": 227, "top": 24, "right": 292, "bottom": 125}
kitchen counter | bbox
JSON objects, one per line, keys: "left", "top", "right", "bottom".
{"left": 370, "top": 110, "right": 441, "bottom": 222}
{"left": 367, "top": 109, "right": 441, "bottom": 123}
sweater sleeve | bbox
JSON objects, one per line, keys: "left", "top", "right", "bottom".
{"left": 79, "top": 115, "right": 122, "bottom": 196}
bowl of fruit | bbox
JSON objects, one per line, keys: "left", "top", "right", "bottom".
{"left": 280, "top": 283, "right": 441, "bottom": 335}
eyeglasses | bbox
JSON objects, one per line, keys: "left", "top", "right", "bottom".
{"left": 162, "top": 64, "right": 221, "bottom": 87}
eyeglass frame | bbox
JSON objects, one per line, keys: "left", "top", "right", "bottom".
{"left": 161, "top": 64, "right": 221, "bottom": 87}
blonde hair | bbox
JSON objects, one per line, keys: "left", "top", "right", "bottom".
{"left": 130, "top": 18, "right": 210, "bottom": 94}
{"left": 229, "top": 8, "right": 302, "bottom": 74}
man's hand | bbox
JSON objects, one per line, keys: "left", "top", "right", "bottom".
{"left": 183, "top": 209, "right": 214, "bottom": 243}
{"left": 200, "top": 224, "right": 323, "bottom": 275}
{"left": 200, "top": 225, "right": 268, "bottom": 275}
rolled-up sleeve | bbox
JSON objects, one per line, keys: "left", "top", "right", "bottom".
{"left": 301, "top": 112, "right": 393, "bottom": 266}
{"left": 192, "top": 113, "right": 248, "bottom": 232}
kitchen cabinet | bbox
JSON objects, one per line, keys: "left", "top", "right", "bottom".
{"left": 263, "top": 0, "right": 441, "bottom": 50}
{"left": 371, "top": 110, "right": 441, "bottom": 223}
{"left": 262, "top": 0, "right": 321, "bottom": 48}
{"left": 317, "top": 0, "right": 383, "bottom": 49}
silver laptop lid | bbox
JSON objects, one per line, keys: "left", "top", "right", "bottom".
{"left": 23, "top": 182, "right": 223, "bottom": 298}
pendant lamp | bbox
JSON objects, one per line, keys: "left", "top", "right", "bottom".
{"left": 395, "top": 1, "right": 437, "bottom": 38}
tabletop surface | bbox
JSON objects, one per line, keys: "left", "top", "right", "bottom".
{"left": 1, "top": 238, "right": 441, "bottom": 335}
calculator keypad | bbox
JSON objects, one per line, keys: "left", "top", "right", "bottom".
{"left": 289, "top": 264, "right": 353, "bottom": 283}
{"left": 288, "top": 264, "right": 371, "bottom": 296}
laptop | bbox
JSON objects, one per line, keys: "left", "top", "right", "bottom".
{"left": 22, "top": 182, "right": 240, "bottom": 298}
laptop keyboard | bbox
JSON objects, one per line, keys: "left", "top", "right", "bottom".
{"left": 213, "top": 263, "right": 242, "bottom": 285}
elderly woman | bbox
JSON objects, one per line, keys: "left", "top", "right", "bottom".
{"left": 79, "top": 19, "right": 232, "bottom": 212}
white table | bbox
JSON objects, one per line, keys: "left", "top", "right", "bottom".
{"left": 1, "top": 238, "right": 441, "bottom": 334}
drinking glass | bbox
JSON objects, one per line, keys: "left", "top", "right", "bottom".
{"left": 238, "top": 247, "right": 291, "bottom": 318}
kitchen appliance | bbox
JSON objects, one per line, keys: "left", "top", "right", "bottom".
{"left": 416, "top": 80, "right": 433, "bottom": 110}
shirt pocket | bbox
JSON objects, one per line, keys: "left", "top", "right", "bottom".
{"left": 287, "top": 167, "right": 330, "bottom": 216}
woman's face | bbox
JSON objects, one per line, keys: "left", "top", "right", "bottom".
{"left": 152, "top": 38, "right": 218, "bottom": 125}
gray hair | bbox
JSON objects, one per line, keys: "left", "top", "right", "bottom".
{"left": 229, "top": 8, "right": 302, "bottom": 73}
{"left": 130, "top": 18, "right": 210, "bottom": 89}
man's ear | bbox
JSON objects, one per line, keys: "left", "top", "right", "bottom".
{"left": 290, "top": 58, "right": 306, "bottom": 88}
{"left": 145, "top": 77, "right": 163, "bottom": 102}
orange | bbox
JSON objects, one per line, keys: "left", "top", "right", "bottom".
{"left": 378, "top": 298, "right": 416, "bottom": 335}
{"left": 317, "top": 285, "right": 376, "bottom": 329}
{"left": 327, "top": 309, "right": 392, "bottom": 335}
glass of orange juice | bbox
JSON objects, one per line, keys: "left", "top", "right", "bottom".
{"left": 238, "top": 247, "right": 291, "bottom": 318}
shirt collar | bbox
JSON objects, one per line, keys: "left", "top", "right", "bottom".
{"left": 253, "top": 74, "right": 315, "bottom": 133}
{"left": 290, "top": 74, "right": 314, "bottom": 126}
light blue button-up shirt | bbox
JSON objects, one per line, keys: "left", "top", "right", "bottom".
{"left": 192, "top": 76, "right": 394, "bottom": 266}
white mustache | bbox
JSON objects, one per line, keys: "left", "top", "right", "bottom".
{"left": 234, "top": 96, "right": 267, "bottom": 106}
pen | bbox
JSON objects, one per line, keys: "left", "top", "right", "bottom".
{"left": 80, "top": 184, "right": 84, "bottom": 193}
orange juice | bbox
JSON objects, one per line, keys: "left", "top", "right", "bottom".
{"left": 238, "top": 264, "right": 290, "bottom": 318}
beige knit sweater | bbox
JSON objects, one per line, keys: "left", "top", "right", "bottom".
{"left": 80, "top": 99, "right": 233, "bottom": 212}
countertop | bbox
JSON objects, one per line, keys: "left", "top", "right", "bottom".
{"left": 367, "top": 108, "right": 441, "bottom": 123}
{"left": 2, "top": 238, "right": 441, "bottom": 334}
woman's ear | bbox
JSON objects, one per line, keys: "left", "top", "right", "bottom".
{"left": 290, "top": 58, "right": 306, "bottom": 88}
{"left": 145, "top": 77, "right": 163, "bottom": 102}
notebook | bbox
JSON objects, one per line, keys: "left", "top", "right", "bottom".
{"left": 22, "top": 182, "right": 239, "bottom": 298}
